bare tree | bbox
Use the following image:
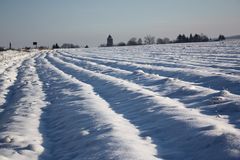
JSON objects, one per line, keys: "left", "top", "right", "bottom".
{"left": 137, "top": 38, "right": 143, "bottom": 45}
{"left": 163, "top": 37, "right": 170, "bottom": 44}
{"left": 144, "top": 35, "right": 155, "bottom": 45}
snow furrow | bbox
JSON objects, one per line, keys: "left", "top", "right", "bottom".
{"left": 60, "top": 47, "right": 240, "bottom": 95}
{"left": 85, "top": 54, "right": 240, "bottom": 75}
{"left": 0, "top": 57, "right": 47, "bottom": 160}
{"left": 0, "top": 60, "right": 25, "bottom": 111}
{"left": 0, "top": 51, "right": 34, "bottom": 69}
{"left": 79, "top": 41, "right": 240, "bottom": 73}
{"left": 46, "top": 52, "right": 240, "bottom": 160}
{"left": 63, "top": 43, "right": 240, "bottom": 75}
{"left": 35, "top": 54, "right": 159, "bottom": 160}
{"left": 0, "top": 52, "right": 37, "bottom": 113}
{"left": 59, "top": 50, "right": 240, "bottom": 76}
{"left": 56, "top": 51, "right": 240, "bottom": 129}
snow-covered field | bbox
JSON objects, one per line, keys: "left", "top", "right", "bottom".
{"left": 0, "top": 40, "right": 240, "bottom": 160}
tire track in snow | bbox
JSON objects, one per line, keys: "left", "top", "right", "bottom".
{"left": 46, "top": 52, "right": 240, "bottom": 160}
{"left": 36, "top": 54, "right": 159, "bottom": 160}
{"left": 56, "top": 51, "right": 240, "bottom": 129}
{"left": 0, "top": 56, "right": 47, "bottom": 160}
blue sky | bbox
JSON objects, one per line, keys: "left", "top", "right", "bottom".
{"left": 0, "top": 0, "right": 240, "bottom": 48}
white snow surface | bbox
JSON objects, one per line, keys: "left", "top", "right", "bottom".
{"left": 0, "top": 40, "right": 240, "bottom": 160}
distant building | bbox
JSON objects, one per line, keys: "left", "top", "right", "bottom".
{"left": 107, "top": 35, "right": 113, "bottom": 47}
{"left": 33, "top": 42, "right": 38, "bottom": 48}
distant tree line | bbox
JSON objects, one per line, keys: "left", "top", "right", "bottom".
{"left": 175, "top": 34, "right": 225, "bottom": 43}
{"left": 52, "top": 43, "right": 60, "bottom": 49}
{"left": 175, "top": 33, "right": 209, "bottom": 43}
{"left": 0, "top": 47, "right": 5, "bottom": 52}
{"left": 114, "top": 36, "right": 156, "bottom": 47}
{"left": 52, "top": 43, "right": 88, "bottom": 49}
{"left": 0, "top": 43, "right": 83, "bottom": 51}
{"left": 0, "top": 33, "right": 227, "bottom": 51}
{"left": 61, "top": 43, "right": 80, "bottom": 48}
{"left": 101, "top": 34, "right": 226, "bottom": 47}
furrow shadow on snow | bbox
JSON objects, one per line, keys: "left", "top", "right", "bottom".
{"left": 45, "top": 52, "right": 240, "bottom": 160}
{"left": 0, "top": 59, "right": 28, "bottom": 123}
{"left": 55, "top": 51, "right": 240, "bottom": 130}
{"left": 57, "top": 50, "right": 240, "bottom": 95}
{"left": 0, "top": 55, "right": 47, "bottom": 159}
{"left": 36, "top": 53, "right": 160, "bottom": 160}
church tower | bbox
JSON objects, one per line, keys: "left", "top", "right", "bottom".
{"left": 107, "top": 35, "right": 113, "bottom": 47}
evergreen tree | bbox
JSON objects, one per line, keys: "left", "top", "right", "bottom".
{"left": 52, "top": 43, "right": 60, "bottom": 49}
{"left": 176, "top": 34, "right": 182, "bottom": 43}
{"left": 193, "top": 34, "right": 201, "bottom": 42}
{"left": 189, "top": 34, "right": 193, "bottom": 42}
{"left": 218, "top": 35, "right": 225, "bottom": 41}
{"left": 182, "top": 34, "right": 187, "bottom": 42}
{"left": 200, "top": 34, "right": 209, "bottom": 42}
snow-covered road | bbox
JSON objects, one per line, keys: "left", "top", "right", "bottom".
{"left": 0, "top": 40, "right": 240, "bottom": 160}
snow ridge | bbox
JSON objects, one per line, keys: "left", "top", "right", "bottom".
{"left": 56, "top": 51, "right": 240, "bottom": 129}
{"left": 46, "top": 50, "right": 240, "bottom": 160}
{"left": 36, "top": 54, "right": 159, "bottom": 160}
{"left": 0, "top": 57, "right": 47, "bottom": 160}
{"left": 0, "top": 41, "right": 240, "bottom": 160}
